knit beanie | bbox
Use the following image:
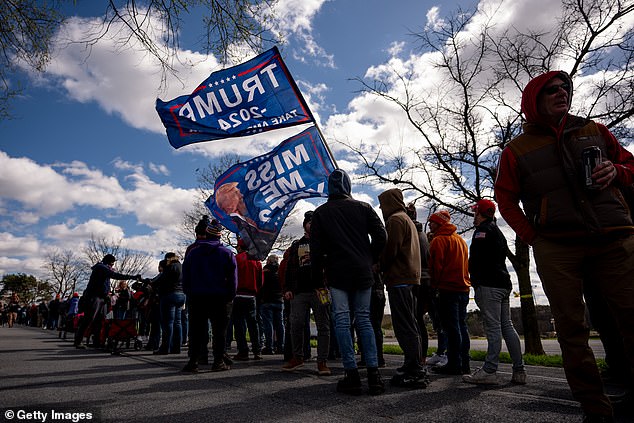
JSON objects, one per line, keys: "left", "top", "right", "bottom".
{"left": 428, "top": 210, "right": 451, "bottom": 225}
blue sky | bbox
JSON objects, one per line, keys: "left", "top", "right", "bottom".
{"left": 2, "top": 0, "right": 631, "bottom": 306}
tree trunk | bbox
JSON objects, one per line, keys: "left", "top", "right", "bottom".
{"left": 509, "top": 236, "right": 545, "bottom": 355}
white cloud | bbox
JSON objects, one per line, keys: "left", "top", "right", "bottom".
{"left": 149, "top": 162, "right": 170, "bottom": 176}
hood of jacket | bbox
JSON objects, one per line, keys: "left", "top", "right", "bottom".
{"left": 432, "top": 221, "right": 458, "bottom": 237}
{"left": 328, "top": 169, "right": 351, "bottom": 198}
{"left": 378, "top": 188, "right": 406, "bottom": 221}
{"left": 521, "top": 70, "right": 573, "bottom": 125}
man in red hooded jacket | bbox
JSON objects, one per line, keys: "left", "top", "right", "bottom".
{"left": 495, "top": 70, "right": 634, "bottom": 422}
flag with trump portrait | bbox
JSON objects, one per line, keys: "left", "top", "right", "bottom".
{"left": 205, "top": 125, "right": 336, "bottom": 260}
{"left": 156, "top": 46, "right": 315, "bottom": 149}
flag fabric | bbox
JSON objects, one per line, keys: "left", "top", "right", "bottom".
{"left": 205, "top": 126, "right": 335, "bottom": 260}
{"left": 156, "top": 46, "right": 314, "bottom": 149}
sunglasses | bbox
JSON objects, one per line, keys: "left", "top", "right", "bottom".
{"left": 542, "top": 82, "right": 570, "bottom": 95}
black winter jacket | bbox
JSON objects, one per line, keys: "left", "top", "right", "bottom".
{"left": 468, "top": 219, "right": 512, "bottom": 290}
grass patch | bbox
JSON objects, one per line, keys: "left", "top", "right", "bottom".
{"left": 312, "top": 339, "right": 606, "bottom": 369}
{"left": 380, "top": 345, "right": 606, "bottom": 369}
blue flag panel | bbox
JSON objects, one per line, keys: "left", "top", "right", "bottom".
{"left": 156, "top": 46, "right": 314, "bottom": 149}
{"left": 205, "top": 126, "right": 335, "bottom": 260}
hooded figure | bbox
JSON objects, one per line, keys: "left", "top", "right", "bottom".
{"left": 310, "top": 169, "right": 386, "bottom": 291}
{"left": 377, "top": 188, "right": 421, "bottom": 288}
{"left": 309, "top": 169, "right": 388, "bottom": 395}
{"left": 494, "top": 70, "right": 634, "bottom": 420}
{"left": 495, "top": 70, "right": 634, "bottom": 245}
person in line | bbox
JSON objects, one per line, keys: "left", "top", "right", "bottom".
{"left": 48, "top": 294, "right": 61, "bottom": 331}
{"left": 182, "top": 217, "right": 237, "bottom": 373}
{"left": 463, "top": 199, "right": 526, "bottom": 385}
{"left": 7, "top": 293, "right": 20, "bottom": 328}
{"left": 112, "top": 280, "right": 133, "bottom": 320}
{"left": 428, "top": 210, "right": 471, "bottom": 376}
{"left": 495, "top": 70, "right": 634, "bottom": 422}
{"left": 281, "top": 210, "right": 331, "bottom": 376}
{"left": 232, "top": 239, "right": 263, "bottom": 361}
{"left": 259, "top": 254, "right": 285, "bottom": 355}
{"left": 378, "top": 188, "right": 426, "bottom": 389}
{"left": 310, "top": 169, "right": 387, "bottom": 395}
{"left": 405, "top": 202, "right": 434, "bottom": 366}
{"left": 153, "top": 252, "right": 185, "bottom": 355}
{"left": 357, "top": 271, "right": 386, "bottom": 369}
{"left": 74, "top": 254, "right": 140, "bottom": 349}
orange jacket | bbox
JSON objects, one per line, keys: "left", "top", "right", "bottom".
{"left": 429, "top": 222, "right": 471, "bottom": 293}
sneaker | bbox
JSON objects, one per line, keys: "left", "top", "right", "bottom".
{"left": 391, "top": 373, "right": 428, "bottom": 389}
{"left": 511, "top": 370, "right": 527, "bottom": 385}
{"left": 182, "top": 362, "right": 199, "bottom": 373}
{"left": 261, "top": 347, "right": 274, "bottom": 355}
{"left": 211, "top": 361, "right": 228, "bottom": 372}
{"left": 282, "top": 357, "right": 304, "bottom": 371}
{"left": 253, "top": 354, "right": 263, "bottom": 360}
{"left": 462, "top": 367, "right": 498, "bottom": 385}
{"left": 427, "top": 353, "right": 448, "bottom": 367}
{"left": 233, "top": 352, "right": 250, "bottom": 361}
{"left": 317, "top": 361, "right": 332, "bottom": 376}
{"left": 337, "top": 369, "right": 362, "bottom": 395}
{"left": 367, "top": 368, "right": 385, "bottom": 395}
{"left": 74, "top": 344, "right": 86, "bottom": 349}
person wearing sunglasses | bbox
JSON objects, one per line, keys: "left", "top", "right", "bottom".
{"left": 495, "top": 71, "right": 634, "bottom": 422}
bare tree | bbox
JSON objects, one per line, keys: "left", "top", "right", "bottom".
{"left": 42, "top": 249, "right": 87, "bottom": 298}
{"left": 83, "top": 235, "right": 153, "bottom": 292}
{"left": 349, "top": 0, "right": 633, "bottom": 354}
{"left": 1, "top": 0, "right": 282, "bottom": 118}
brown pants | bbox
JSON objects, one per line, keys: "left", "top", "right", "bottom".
{"left": 532, "top": 234, "right": 634, "bottom": 416}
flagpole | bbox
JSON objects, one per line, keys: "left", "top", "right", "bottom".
{"left": 312, "top": 123, "right": 338, "bottom": 170}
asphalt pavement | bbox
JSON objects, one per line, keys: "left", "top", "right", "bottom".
{"left": 0, "top": 326, "right": 630, "bottom": 423}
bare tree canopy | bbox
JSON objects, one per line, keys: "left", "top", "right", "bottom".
{"left": 0, "top": 0, "right": 281, "bottom": 118}
{"left": 349, "top": 0, "right": 634, "bottom": 354}
{"left": 42, "top": 248, "right": 87, "bottom": 298}
{"left": 83, "top": 235, "right": 153, "bottom": 291}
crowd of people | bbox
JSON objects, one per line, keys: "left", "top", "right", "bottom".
{"left": 1, "top": 71, "right": 633, "bottom": 422}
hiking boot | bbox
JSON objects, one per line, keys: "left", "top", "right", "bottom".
{"left": 182, "top": 361, "right": 199, "bottom": 373}
{"left": 233, "top": 352, "right": 250, "bottom": 361}
{"left": 511, "top": 369, "right": 527, "bottom": 385}
{"left": 211, "top": 361, "right": 228, "bottom": 372}
{"left": 367, "top": 368, "right": 385, "bottom": 395}
{"left": 317, "top": 361, "right": 332, "bottom": 376}
{"left": 462, "top": 367, "right": 498, "bottom": 385}
{"left": 337, "top": 369, "right": 362, "bottom": 395}
{"left": 427, "top": 353, "right": 448, "bottom": 367}
{"left": 282, "top": 356, "right": 304, "bottom": 371}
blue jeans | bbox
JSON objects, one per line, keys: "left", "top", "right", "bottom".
{"left": 159, "top": 291, "right": 186, "bottom": 352}
{"left": 437, "top": 290, "right": 470, "bottom": 370}
{"left": 474, "top": 286, "right": 524, "bottom": 372}
{"left": 260, "top": 302, "right": 284, "bottom": 351}
{"left": 330, "top": 287, "right": 377, "bottom": 369}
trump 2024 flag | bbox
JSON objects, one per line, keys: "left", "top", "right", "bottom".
{"left": 205, "top": 126, "right": 335, "bottom": 260}
{"left": 156, "top": 46, "right": 314, "bottom": 149}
